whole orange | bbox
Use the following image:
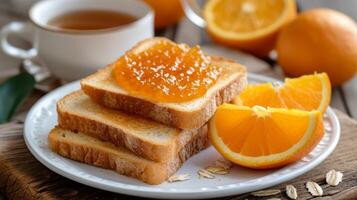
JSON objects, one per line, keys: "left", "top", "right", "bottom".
{"left": 277, "top": 8, "right": 357, "bottom": 86}
{"left": 144, "top": 0, "right": 184, "bottom": 29}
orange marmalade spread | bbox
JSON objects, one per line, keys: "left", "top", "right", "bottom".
{"left": 113, "top": 40, "right": 221, "bottom": 102}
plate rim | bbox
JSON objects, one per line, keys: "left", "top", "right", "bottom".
{"left": 24, "top": 73, "right": 341, "bottom": 199}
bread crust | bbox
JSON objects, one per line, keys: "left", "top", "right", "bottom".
{"left": 48, "top": 127, "right": 209, "bottom": 185}
{"left": 82, "top": 72, "right": 246, "bottom": 129}
{"left": 81, "top": 38, "right": 247, "bottom": 129}
{"left": 81, "top": 54, "right": 247, "bottom": 130}
{"left": 57, "top": 91, "right": 208, "bottom": 162}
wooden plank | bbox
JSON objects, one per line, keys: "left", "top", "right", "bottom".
{"left": 298, "top": 0, "right": 357, "bottom": 20}
{"left": 174, "top": 17, "right": 201, "bottom": 45}
{"left": 0, "top": 11, "right": 23, "bottom": 82}
{"left": 331, "top": 89, "right": 348, "bottom": 114}
{"left": 199, "top": 26, "right": 211, "bottom": 45}
{"left": 342, "top": 77, "right": 357, "bottom": 118}
{"left": 159, "top": 25, "right": 178, "bottom": 41}
{"left": 0, "top": 0, "right": 11, "bottom": 14}
{"left": 200, "top": 45, "right": 283, "bottom": 81}
{"left": 0, "top": 0, "right": 38, "bottom": 17}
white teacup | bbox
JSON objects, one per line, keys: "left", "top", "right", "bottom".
{"left": 0, "top": 0, "right": 154, "bottom": 81}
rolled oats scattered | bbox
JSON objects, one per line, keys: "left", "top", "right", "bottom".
{"left": 306, "top": 181, "right": 323, "bottom": 196}
{"left": 251, "top": 189, "right": 281, "bottom": 197}
{"left": 326, "top": 169, "right": 343, "bottom": 186}
{"left": 286, "top": 185, "right": 298, "bottom": 199}
{"left": 205, "top": 166, "right": 229, "bottom": 175}
{"left": 167, "top": 174, "right": 190, "bottom": 183}
{"left": 198, "top": 169, "right": 215, "bottom": 179}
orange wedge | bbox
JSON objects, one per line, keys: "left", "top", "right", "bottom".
{"left": 233, "top": 73, "right": 331, "bottom": 113}
{"left": 209, "top": 104, "right": 324, "bottom": 169}
{"left": 204, "top": 0, "right": 297, "bottom": 57}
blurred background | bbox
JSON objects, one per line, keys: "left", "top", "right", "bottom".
{"left": 0, "top": 0, "right": 356, "bottom": 123}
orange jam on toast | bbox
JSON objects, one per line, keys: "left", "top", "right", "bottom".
{"left": 113, "top": 40, "right": 221, "bottom": 102}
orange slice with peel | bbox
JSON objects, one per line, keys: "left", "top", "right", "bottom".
{"left": 204, "top": 0, "right": 297, "bottom": 57}
{"left": 209, "top": 104, "right": 324, "bottom": 169}
{"left": 233, "top": 73, "right": 331, "bottom": 113}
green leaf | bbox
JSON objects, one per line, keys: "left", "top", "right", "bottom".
{"left": 0, "top": 72, "right": 35, "bottom": 123}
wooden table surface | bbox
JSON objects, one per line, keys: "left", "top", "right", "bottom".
{"left": 0, "top": 1, "right": 356, "bottom": 200}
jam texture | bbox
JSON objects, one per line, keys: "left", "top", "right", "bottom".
{"left": 113, "top": 40, "right": 221, "bottom": 102}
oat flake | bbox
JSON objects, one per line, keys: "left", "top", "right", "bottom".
{"left": 251, "top": 189, "right": 281, "bottom": 197}
{"left": 306, "top": 181, "right": 323, "bottom": 196}
{"left": 167, "top": 174, "right": 190, "bottom": 183}
{"left": 198, "top": 169, "right": 215, "bottom": 179}
{"left": 286, "top": 185, "right": 298, "bottom": 199}
{"left": 326, "top": 169, "right": 343, "bottom": 186}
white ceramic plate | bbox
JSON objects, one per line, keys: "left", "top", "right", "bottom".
{"left": 24, "top": 73, "right": 340, "bottom": 199}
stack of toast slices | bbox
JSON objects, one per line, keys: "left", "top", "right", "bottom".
{"left": 48, "top": 37, "right": 247, "bottom": 185}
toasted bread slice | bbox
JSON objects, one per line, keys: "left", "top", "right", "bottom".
{"left": 48, "top": 127, "right": 209, "bottom": 185}
{"left": 81, "top": 37, "right": 247, "bottom": 130}
{"left": 57, "top": 90, "right": 208, "bottom": 162}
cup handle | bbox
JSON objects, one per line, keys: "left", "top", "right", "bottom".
{"left": 0, "top": 21, "right": 37, "bottom": 60}
{"left": 181, "top": 0, "right": 206, "bottom": 28}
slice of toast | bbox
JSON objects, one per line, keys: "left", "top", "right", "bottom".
{"left": 48, "top": 127, "right": 209, "bottom": 185}
{"left": 57, "top": 90, "right": 208, "bottom": 162}
{"left": 81, "top": 37, "right": 247, "bottom": 130}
